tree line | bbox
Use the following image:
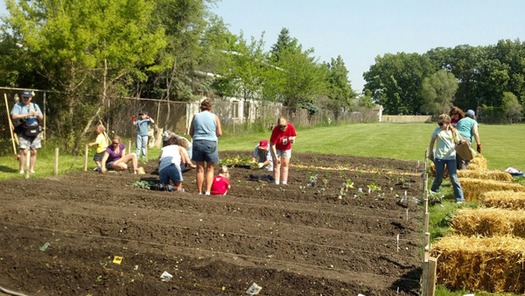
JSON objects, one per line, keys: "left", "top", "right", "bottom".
{"left": 0, "top": 0, "right": 522, "bottom": 151}
{"left": 364, "top": 40, "right": 525, "bottom": 123}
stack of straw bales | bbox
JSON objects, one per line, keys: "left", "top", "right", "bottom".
{"left": 466, "top": 154, "right": 488, "bottom": 170}
{"left": 431, "top": 235, "right": 525, "bottom": 293}
{"left": 451, "top": 208, "right": 525, "bottom": 237}
{"left": 431, "top": 154, "right": 525, "bottom": 293}
{"left": 483, "top": 191, "right": 525, "bottom": 209}
{"left": 459, "top": 178, "right": 525, "bottom": 202}
{"left": 457, "top": 169, "right": 512, "bottom": 181}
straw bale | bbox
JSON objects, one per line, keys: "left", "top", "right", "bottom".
{"left": 431, "top": 235, "right": 525, "bottom": 293}
{"left": 483, "top": 191, "right": 525, "bottom": 210}
{"left": 459, "top": 178, "right": 525, "bottom": 202}
{"left": 457, "top": 169, "right": 513, "bottom": 182}
{"left": 452, "top": 208, "right": 525, "bottom": 237}
{"left": 466, "top": 154, "right": 487, "bottom": 170}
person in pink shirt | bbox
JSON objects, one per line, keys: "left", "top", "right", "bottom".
{"left": 211, "top": 166, "right": 231, "bottom": 195}
{"left": 270, "top": 116, "right": 297, "bottom": 185}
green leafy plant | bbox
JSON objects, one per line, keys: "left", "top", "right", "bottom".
{"left": 367, "top": 183, "right": 381, "bottom": 192}
{"left": 307, "top": 174, "right": 318, "bottom": 187}
{"left": 338, "top": 179, "right": 354, "bottom": 199}
{"left": 133, "top": 180, "right": 151, "bottom": 189}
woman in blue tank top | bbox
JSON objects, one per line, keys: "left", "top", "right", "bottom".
{"left": 189, "top": 99, "right": 223, "bottom": 195}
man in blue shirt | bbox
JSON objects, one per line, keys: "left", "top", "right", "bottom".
{"left": 133, "top": 112, "right": 155, "bottom": 160}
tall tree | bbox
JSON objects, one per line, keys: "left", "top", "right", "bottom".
{"left": 420, "top": 70, "right": 458, "bottom": 115}
{"left": 270, "top": 27, "right": 295, "bottom": 63}
{"left": 274, "top": 44, "right": 327, "bottom": 109}
{"left": 269, "top": 29, "right": 327, "bottom": 110}
{"left": 140, "top": 0, "right": 214, "bottom": 101}
{"left": 364, "top": 53, "right": 435, "bottom": 114}
{"left": 216, "top": 32, "right": 270, "bottom": 108}
{"left": 4, "top": 0, "right": 166, "bottom": 150}
{"left": 501, "top": 91, "right": 523, "bottom": 124}
{"left": 325, "top": 56, "right": 355, "bottom": 111}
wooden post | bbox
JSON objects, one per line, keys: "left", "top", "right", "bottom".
{"left": 84, "top": 144, "right": 89, "bottom": 171}
{"left": 54, "top": 147, "right": 59, "bottom": 176}
{"left": 427, "top": 257, "right": 438, "bottom": 296}
{"left": 420, "top": 149, "right": 430, "bottom": 296}
{"left": 421, "top": 254, "right": 429, "bottom": 296}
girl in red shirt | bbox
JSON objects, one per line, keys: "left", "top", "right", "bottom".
{"left": 211, "top": 166, "right": 231, "bottom": 195}
{"left": 270, "top": 117, "right": 297, "bottom": 185}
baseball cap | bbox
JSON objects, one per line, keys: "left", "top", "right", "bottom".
{"left": 21, "top": 90, "right": 32, "bottom": 98}
{"left": 258, "top": 139, "right": 268, "bottom": 150}
{"left": 162, "top": 130, "right": 173, "bottom": 142}
{"left": 466, "top": 109, "right": 475, "bottom": 116}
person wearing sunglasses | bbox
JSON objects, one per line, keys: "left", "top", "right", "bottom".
{"left": 448, "top": 106, "right": 465, "bottom": 128}
{"left": 100, "top": 136, "right": 140, "bottom": 174}
{"left": 270, "top": 116, "right": 297, "bottom": 185}
{"left": 428, "top": 114, "right": 465, "bottom": 204}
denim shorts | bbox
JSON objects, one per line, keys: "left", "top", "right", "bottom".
{"left": 192, "top": 140, "right": 219, "bottom": 163}
{"left": 159, "top": 164, "right": 182, "bottom": 184}
{"left": 93, "top": 152, "right": 104, "bottom": 162}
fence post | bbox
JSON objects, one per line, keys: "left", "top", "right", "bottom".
{"left": 84, "top": 144, "right": 88, "bottom": 171}
{"left": 54, "top": 147, "right": 59, "bottom": 176}
{"left": 427, "top": 257, "right": 438, "bottom": 296}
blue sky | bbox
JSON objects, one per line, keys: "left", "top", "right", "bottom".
{"left": 210, "top": 0, "right": 524, "bottom": 92}
{"left": 1, "top": 1, "right": 523, "bottom": 93}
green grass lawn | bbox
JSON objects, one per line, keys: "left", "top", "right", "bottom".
{"left": 1, "top": 122, "right": 523, "bottom": 178}
{"left": 219, "top": 122, "right": 525, "bottom": 171}
{"left": 0, "top": 122, "right": 523, "bottom": 296}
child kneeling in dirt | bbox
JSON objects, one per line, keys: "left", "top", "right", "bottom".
{"left": 158, "top": 136, "right": 192, "bottom": 192}
{"left": 252, "top": 139, "right": 273, "bottom": 171}
{"left": 210, "top": 166, "right": 231, "bottom": 196}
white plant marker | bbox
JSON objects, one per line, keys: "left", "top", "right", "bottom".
{"left": 396, "top": 234, "right": 400, "bottom": 252}
{"left": 246, "top": 283, "right": 262, "bottom": 295}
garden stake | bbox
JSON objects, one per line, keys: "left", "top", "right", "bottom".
{"left": 4, "top": 93, "right": 19, "bottom": 160}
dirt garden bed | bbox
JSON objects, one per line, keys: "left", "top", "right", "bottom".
{"left": 0, "top": 151, "right": 424, "bottom": 295}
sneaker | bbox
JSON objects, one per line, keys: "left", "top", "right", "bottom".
{"left": 29, "top": 170, "right": 35, "bottom": 174}
{"left": 456, "top": 200, "right": 464, "bottom": 204}
{"left": 19, "top": 170, "right": 24, "bottom": 174}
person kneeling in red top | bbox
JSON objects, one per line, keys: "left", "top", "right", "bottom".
{"left": 211, "top": 166, "right": 231, "bottom": 195}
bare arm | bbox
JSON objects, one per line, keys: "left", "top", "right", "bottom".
{"left": 179, "top": 146, "right": 195, "bottom": 167}
{"left": 215, "top": 115, "right": 222, "bottom": 137}
{"left": 428, "top": 137, "right": 436, "bottom": 160}
{"left": 189, "top": 116, "right": 195, "bottom": 138}
{"left": 473, "top": 123, "right": 480, "bottom": 145}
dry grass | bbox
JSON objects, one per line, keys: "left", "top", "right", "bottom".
{"left": 483, "top": 191, "right": 525, "bottom": 209}
{"left": 458, "top": 178, "right": 525, "bottom": 202}
{"left": 457, "top": 169, "right": 513, "bottom": 181}
{"left": 432, "top": 235, "right": 525, "bottom": 293}
{"left": 451, "top": 208, "right": 525, "bottom": 237}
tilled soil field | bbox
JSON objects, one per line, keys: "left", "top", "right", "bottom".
{"left": 0, "top": 151, "right": 424, "bottom": 295}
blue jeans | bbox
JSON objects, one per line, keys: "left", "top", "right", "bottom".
{"left": 135, "top": 135, "right": 149, "bottom": 158}
{"left": 431, "top": 158, "right": 464, "bottom": 202}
